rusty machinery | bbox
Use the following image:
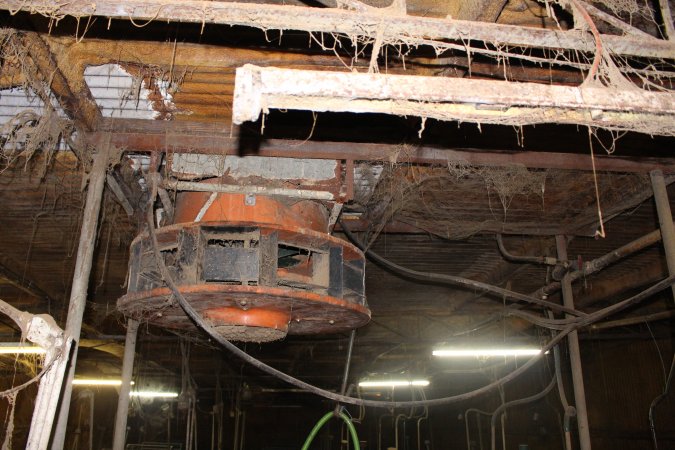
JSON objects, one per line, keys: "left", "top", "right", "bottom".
{"left": 118, "top": 189, "right": 370, "bottom": 342}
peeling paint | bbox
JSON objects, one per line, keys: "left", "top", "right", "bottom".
{"left": 84, "top": 64, "right": 177, "bottom": 120}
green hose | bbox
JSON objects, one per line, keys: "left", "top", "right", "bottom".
{"left": 301, "top": 411, "right": 361, "bottom": 450}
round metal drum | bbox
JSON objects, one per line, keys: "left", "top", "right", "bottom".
{"left": 118, "top": 192, "right": 369, "bottom": 342}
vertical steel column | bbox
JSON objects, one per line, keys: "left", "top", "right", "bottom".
{"left": 556, "top": 235, "right": 592, "bottom": 450}
{"left": 650, "top": 170, "right": 675, "bottom": 301}
{"left": 112, "top": 318, "right": 139, "bottom": 450}
{"left": 51, "top": 149, "right": 110, "bottom": 450}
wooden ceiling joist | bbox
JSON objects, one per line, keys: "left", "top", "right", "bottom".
{"left": 21, "top": 32, "right": 101, "bottom": 131}
{"left": 232, "top": 65, "right": 675, "bottom": 135}
{"left": 1, "top": 0, "right": 673, "bottom": 61}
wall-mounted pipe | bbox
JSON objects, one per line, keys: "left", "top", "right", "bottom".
{"left": 465, "top": 409, "right": 491, "bottom": 450}
{"left": 490, "top": 376, "right": 556, "bottom": 450}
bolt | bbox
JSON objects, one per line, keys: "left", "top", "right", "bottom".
{"left": 329, "top": 320, "right": 335, "bottom": 325}
{"left": 240, "top": 300, "right": 248, "bottom": 306}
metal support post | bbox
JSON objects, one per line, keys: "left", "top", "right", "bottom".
{"left": 650, "top": 170, "right": 675, "bottom": 301}
{"left": 51, "top": 149, "right": 110, "bottom": 450}
{"left": 112, "top": 318, "right": 139, "bottom": 450}
{"left": 556, "top": 235, "right": 592, "bottom": 450}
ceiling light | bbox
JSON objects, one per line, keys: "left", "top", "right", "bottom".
{"left": 432, "top": 348, "right": 542, "bottom": 357}
{"left": 0, "top": 343, "right": 46, "bottom": 354}
{"left": 358, "top": 380, "right": 429, "bottom": 388}
{"left": 72, "top": 379, "right": 135, "bottom": 386}
{"left": 130, "top": 391, "right": 179, "bottom": 398}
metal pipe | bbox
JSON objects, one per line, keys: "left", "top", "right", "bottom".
{"left": 464, "top": 409, "right": 491, "bottom": 450}
{"left": 9, "top": 306, "right": 73, "bottom": 450}
{"left": 112, "top": 318, "right": 140, "bottom": 450}
{"left": 490, "top": 376, "right": 556, "bottom": 450}
{"left": 496, "top": 234, "right": 557, "bottom": 265}
{"left": 650, "top": 170, "right": 675, "bottom": 301}
{"left": 52, "top": 149, "right": 110, "bottom": 450}
{"left": 556, "top": 235, "right": 592, "bottom": 450}
{"left": 417, "top": 416, "right": 427, "bottom": 450}
{"left": 339, "top": 330, "right": 356, "bottom": 397}
{"left": 395, "top": 413, "right": 406, "bottom": 450}
{"left": 537, "top": 229, "right": 662, "bottom": 298}
{"left": 590, "top": 310, "right": 675, "bottom": 330}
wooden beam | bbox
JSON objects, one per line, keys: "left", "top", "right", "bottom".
{"left": 87, "top": 118, "right": 675, "bottom": 173}
{"left": 578, "top": 0, "right": 655, "bottom": 40}
{"left": 21, "top": 32, "right": 101, "bottom": 131}
{"left": 232, "top": 65, "right": 675, "bottom": 135}
{"left": 1, "top": 0, "right": 673, "bottom": 61}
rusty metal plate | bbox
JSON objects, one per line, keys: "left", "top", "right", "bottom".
{"left": 117, "top": 284, "right": 371, "bottom": 340}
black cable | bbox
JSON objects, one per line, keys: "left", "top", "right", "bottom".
{"left": 144, "top": 175, "right": 675, "bottom": 408}
{"left": 649, "top": 352, "right": 675, "bottom": 449}
{"left": 144, "top": 175, "right": 558, "bottom": 408}
{"left": 340, "top": 221, "right": 585, "bottom": 317}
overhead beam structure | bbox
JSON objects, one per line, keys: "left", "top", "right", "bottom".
{"left": 1, "top": 0, "right": 674, "bottom": 61}
{"left": 232, "top": 65, "right": 675, "bottom": 135}
{"left": 88, "top": 119, "right": 675, "bottom": 174}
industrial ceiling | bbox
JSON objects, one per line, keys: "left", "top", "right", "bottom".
{"left": 0, "top": 0, "right": 674, "bottom": 449}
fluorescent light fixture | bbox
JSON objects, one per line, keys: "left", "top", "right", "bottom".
{"left": 358, "top": 380, "right": 429, "bottom": 388}
{"left": 0, "top": 343, "right": 46, "bottom": 354}
{"left": 432, "top": 348, "right": 542, "bottom": 357}
{"left": 73, "top": 379, "right": 136, "bottom": 386}
{"left": 130, "top": 391, "right": 179, "bottom": 398}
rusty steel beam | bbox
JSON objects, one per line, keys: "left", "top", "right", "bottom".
{"left": 88, "top": 119, "right": 675, "bottom": 174}
{"left": 2, "top": 0, "right": 673, "bottom": 60}
{"left": 21, "top": 33, "right": 101, "bottom": 131}
{"left": 233, "top": 65, "right": 675, "bottom": 135}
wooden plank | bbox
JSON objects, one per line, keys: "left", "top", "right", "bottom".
{"left": 232, "top": 65, "right": 675, "bottom": 135}
{"left": 1, "top": 0, "right": 673, "bottom": 60}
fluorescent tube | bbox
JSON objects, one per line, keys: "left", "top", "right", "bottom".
{"left": 358, "top": 380, "right": 429, "bottom": 388}
{"left": 432, "top": 348, "right": 542, "bottom": 357}
{"left": 0, "top": 343, "right": 46, "bottom": 354}
{"left": 73, "top": 379, "right": 136, "bottom": 386}
{"left": 130, "top": 391, "right": 179, "bottom": 398}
